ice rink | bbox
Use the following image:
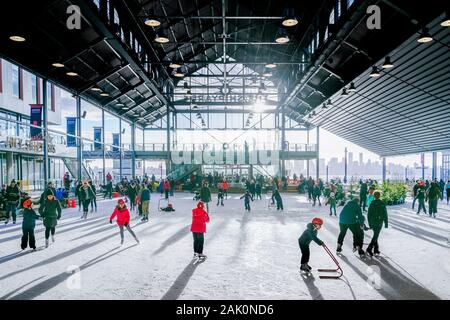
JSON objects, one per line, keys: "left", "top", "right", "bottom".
{"left": 0, "top": 193, "right": 449, "bottom": 300}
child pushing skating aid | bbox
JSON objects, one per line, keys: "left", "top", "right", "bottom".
{"left": 298, "top": 217, "right": 324, "bottom": 273}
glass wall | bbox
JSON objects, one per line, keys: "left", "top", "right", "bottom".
{"left": 121, "top": 119, "right": 131, "bottom": 150}
{"left": 81, "top": 99, "right": 103, "bottom": 151}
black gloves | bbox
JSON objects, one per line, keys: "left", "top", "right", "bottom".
{"left": 109, "top": 220, "right": 112, "bottom": 224}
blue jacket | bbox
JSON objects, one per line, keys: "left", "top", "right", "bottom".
{"left": 339, "top": 200, "right": 365, "bottom": 225}
{"left": 298, "top": 223, "right": 323, "bottom": 246}
{"left": 141, "top": 188, "right": 151, "bottom": 202}
{"left": 22, "top": 208, "right": 40, "bottom": 229}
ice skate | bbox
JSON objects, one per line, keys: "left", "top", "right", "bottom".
{"left": 45, "top": 239, "right": 49, "bottom": 248}
{"left": 300, "top": 264, "right": 310, "bottom": 273}
{"left": 336, "top": 244, "right": 343, "bottom": 253}
{"left": 4, "top": 218, "right": 9, "bottom": 225}
{"left": 51, "top": 235, "right": 55, "bottom": 243}
{"left": 374, "top": 250, "right": 381, "bottom": 256}
{"left": 366, "top": 247, "right": 373, "bottom": 257}
{"left": 198, "top": 253, "right": 207, "bottom": 259}
{"left": 306, "top": 264, "right": 312, "bottom": 271}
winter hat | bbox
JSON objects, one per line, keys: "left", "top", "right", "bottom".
{"left": 118, "top": 199, "right": 125, "bottom": 205}
{"left": 23, "top": 199, "right": 33, "bottom": 209}
{"left": 312, "top": 217, "right": 323, "bottom": 226}
{"left": 46, "top": 189, "right": 55, "bottom": 197}
{"left": 197, "top": 201, "right": 204, "bottom": 209}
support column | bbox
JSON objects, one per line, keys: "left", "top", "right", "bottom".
{"left": 166, "top": 105, "right": 171, "bottom": 176}
{"left": 102, "top": 109, "right": 106, "bottom": 185}
{"left": 316, "top": 126, "right": 320, "bottom": 180}
{"left": 75, "top": 95, "right": 82, "bottom": 181}
{"left": 42, "top": 79, "right": 49, "bottom": 186}
{"left": 306, "top": 129, "right": 310, "bottom": 177}
{"left": 131, "top": 122, "right": 136, "bottom": 179}
{"left": 326, "top": 165, "right": 329, "bottom": 183}
{"left": 119, "top": 120, "right": 123, "bottom": 180}
{"left": 281, "top": 105, "right": 286, "bottom": 177}
{"left": 432, "top": 151, "right": 437, "bottom": 180}
{"left": 344, "top": 147, "right": 348, "bottom": 184}
{"left": 382, "top": 157, "right": 387, "bottom": 183}
{"left": 421, "top": 153, "right": 425, "bottom": 180}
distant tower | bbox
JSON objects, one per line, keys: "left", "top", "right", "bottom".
{"left": 348, "top": 152, "right": 353, "bottom": 164}
{"left": 359, "top": 153, "right": 363, "bottom": 165}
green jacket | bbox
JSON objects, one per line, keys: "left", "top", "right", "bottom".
{"left": 339, "top": 200, "right": 365, "bottom": 225}
{"left": 39, "top": 199, "right": 62, "bottom": 228}
{"left": 200, "top": 187, "right": 211, "bottom": 203}
{"left": 367, "top": 199, "right": 388, "bottom": 229}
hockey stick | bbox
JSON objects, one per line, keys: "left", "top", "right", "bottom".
{"left": 318, "top": 244, "right": 343, "bottom": 279}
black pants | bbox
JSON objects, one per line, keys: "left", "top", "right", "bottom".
{"left": 256, "top": 192, "right": 262, "bottom": 200}
{"left": 82, "top": 199, "right": 91, "bottom": 213}
{"left": 21, "top": 227, "right": 36, "bottom": 249}
{"left": 129, "top": 197, "right": 135, "bottom": 210}
{"left": 313, "top": 195, "right": 321, "bottom": 206}
{"left": 193, "top": 232, "right": 204, "bottom": 254}
{"left": 90, "top": 197, "right": 97, "bottom": 211}
{"left": 164, "top": 190, "right": 169, "bottom": 199}
{"left": 417, "top": 199, "right": 426, "bottom": 213}
{"left": 276, "top": 200, "right": 283, "bottom": 210}
{"left": 367, "top": 225, "right": 382, "bottom": 252}
{"left": 299, "top": 242, "right": 310, "bottom": 264}
{"left": 244, "top": 201, "right": 251, "bottom": 211}
{"left": 428, "top": 199, "right": 438, "bottom": 215}
{"left": 360, "top": 195, "right": 367, "bottom": 211}
{"left": 105, "top": 188, "right": 112, "bottom": 199}
{"left": 329, "top": 204, "right": 337, "bottom": 215}
{"left": 119, "top": 224, "right": 138, "bottom": 241}
{"left": 45, "top": 227, "right": 56, "bottom": 239}
{"left": 412, "top": 196, "right": 417, "bottom": 209}
{"left": 447, "top": 189, "right": 450, "bottom": 204}
{"left": 217, "top": 197, "right": 224, "bottom": 206}
{"left": 307, "top": 190, "right": 312, "bottom": 200}
{"left": 337, "top": 223, "right": 363, "bottom": 248}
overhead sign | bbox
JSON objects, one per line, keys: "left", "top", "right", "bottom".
{"left": 66, "top": 117, "right": 77, "bottom": 147}
{"left": 29, "top": 104, "right": 43, "bottom": 140}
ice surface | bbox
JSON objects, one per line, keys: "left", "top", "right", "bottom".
{"left": 0, "top": 193, "right": 449, "bottom": 300}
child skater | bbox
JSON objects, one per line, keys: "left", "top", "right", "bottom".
{"left": 298, "top": 217, "right": 324, "bottom": 272}
{"left": 110, "top": 199, "right": 140, "bottom": 245}
{"left": 240, "top": 190, "right": 253, "bottom": 212}
{"left": 326, "top": 191, "right": 337, "bottom": 216}
{"left": 217, "top": 188, "right": 224, "bottom": 206}
{"left": 190, "top": 201, "right": 210, "bottom": 260}
{"left": 21, "top": 199, "right": 40, "bottom": 250}
{"left": 273, "top": 188, "right": 284, "bottom": 210}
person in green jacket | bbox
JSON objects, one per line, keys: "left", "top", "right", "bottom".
{"left": 80, "top": 182, "right": 95, "bottom": 220}
{"left": 366, "top": 191, "right": 388, "bottom": 256}
{"left": 337, "top": 197, "right": 365, "bottom": 257}
{"left": 426, "top": 182, "right": 442, "bottom": 218}
{"left": 200, "top": 181, "right": 212, "bottom": 212}
{"left": 21, "top": 199, "right": 40, "bottom": 250}
{"left": 39, "top": 189, "right": 62, "bottom": 248}
{"left": 366, "top": 186, "right": 375, "bottom": 208}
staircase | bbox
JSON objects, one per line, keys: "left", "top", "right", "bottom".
{"left": 168, "top": 164, "right": 201, "bottom": 182}
{"left": 62, "top": 158, "right": 93, "bottom": 181}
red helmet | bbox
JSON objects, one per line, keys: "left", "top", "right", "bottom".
{"left": 118, "top": 199, "right": 125, "bottom": 205}
{"left": 197, "top": 201, "right": 204, "bottom": 209}
{"left": 312, "top": 217, "right": 323, "bottom": 226}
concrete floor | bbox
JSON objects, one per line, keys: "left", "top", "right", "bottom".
{"left": 0, "top": 192, "right": 449, "bottom": 300}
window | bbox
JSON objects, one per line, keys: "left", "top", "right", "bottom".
{"left": 31, "top": 74, "right": 38, "bottom": 104}
{"left": 324, "top": 26, "right": 329, "bottom": 41}
{"left": 347, "top": 0, "right": 354, "bottom": 8}
{"left": 46, "top": 82, "right": 55, "bottom": 111}
{"left": 329, "top": 8, "right": 335, "bottom": 25}
{"left": 337, "top": 1, "right": 341, "bottom": 19}
{"left": 315, "top": 31, "right": 320, "bottom": 49}
{"left": 12, "top": 65, "right": 20, "bottom": 98}
{"left": 0, "top": 59, "right": 3, "bottom": 93}
{"left": 114, "top": 8, "right": 120, "bottom": 25}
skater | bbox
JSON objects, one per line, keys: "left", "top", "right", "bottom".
{"left": 80, "top": 182, "right": 95, "bottom": 219}
{"left": 5, "top": 180, "right": 21, "bottom": 225}
{"left": 20, "top": 199, "right": 40, "bottom": 250}
{"left": 273, "top": 188, "right": 284, "bottom": 210}
{"left": 416, "top": 183, "right": 427, "bottom": 215}
{"left": 75, "top": 180, "right": 83, "bottom": 211}
{"left": 88, "top": 181, "right": 97, "bottom": 212}
{"left": 366, "top": 191, "right": 388, "bottom": 257}
{"left": 307, "top": 177, "right": 314, "bottom": 202}
{"left": 200, "top": 181, "right": 212, "bottom": 212}
{"left": 366, "top": 186, "right": 375, "bottom": 209}
{"left": 426, "top": 182, "right": 442, "bottom": 218}
{"left": 312, "top": 182, "right": 322, "bottom": 206}
{"left": 109, "top": 199, "right": 139, "bottom": 245}
{"left": 298, "top": 217, "right": 324, "bottom": 272}
{"left": 39, "top": 189, "right": 62, "bottom": 248}
{"left": 240, "top": 190, "right": 254, "bottom": 211}
{"left": 163, "top": 179, "right": 170, "bottom": 199}
{"left": 336, "top": 197, "right": 365, "bottom": 257}
{"left": 140, "top": 184, "right": 151, "bottom": 222}
{"left": 249, "top": 180, "right": 256, "bottom": 199}
{"left": 255, "top": 182, "right": 262, "bottom": 200}
{"left": 446, "top": 180, "right": 450, "bottom": 204}
{"left": 412, "top": 180, "right": 420, "bottom": 210}
{"left": 326, "top": 191, "right": 337, "bottom": 216}
{"left": 359, "top": 180, "right": 368, "bottom": 211}
{"left": 216, "top": 188, "right": 224, "bottom": 206}
{"left": 127, "top": 182, "right": 138, "bottom": 212}
{"left": 190, "top": 201, "right": 210, "bottom": 259}
{"left": 222, "top": 179, "right": 229, "bottom": 199}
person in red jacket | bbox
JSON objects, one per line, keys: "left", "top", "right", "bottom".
{"left": 110, "top": 199, "right": 139, "bottom": 245}
{"left": 222, "top": 180, "right": 229, "bottom": 199}
{"left": 190, "top": 201, "right": 210, "bottom": 259}
{"left": 163, "top": 179, "right": 170, "bottom": 199}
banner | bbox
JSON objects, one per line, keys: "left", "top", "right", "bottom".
{"left": 112, "top": 133, "right": 120, "bottom": 152}
{"left": 66, "top": 117, "right": 77, "bottom": 147}
{"left": 94, "top": 127, "right": 102, "bottom": 150}
{"left": 29, "top": 104, "right": 43, "bottom": 140}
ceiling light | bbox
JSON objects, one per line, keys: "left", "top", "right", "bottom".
{"left": 100, "top": 92, "right": 109, "bottom": 97}
{"left": 382, "top": 56, "right": 394, "bottom": 69}
{"left": 275, "top": 28, "right": 290, "bottom": 43}
{"left": 52, "top": 62, "right": 65, "bottom": 68}
{"left": 341, "top": 88, "right": 349, "bottom": 96}
{"left": 348, "top": 82, "right": 356, "bottom": 93}
{"left": 369, "top": 66, "right": 380, "bottom": 77}
{"left": 9, "top": 35, "right": 26, "bottom": 42}
{"left": 66, "top": 71, "right": 79, "bottom": 77}
{"left": 192, "top": 105, "right": 198, "bottom": 109}
{"left": 170, "top": 62, "right": 182, "bottom": 69}
{"left": 155, "top": 31, "right": 169, "bottom": 44}
{"left": 91, "top": 87, "right": 102, "bottom": 92}
{"left": 262, "top": 71, "right": 272, "bottom": 77}
{"left": 144, "top": 14, "right": 161, "bottom": 27}
{"left": 441, "top": 12, "right": 450, "bottom": 27}
{"left": 282, "top": 17, "right": 298, "bottom": 27}
{"left": 265, "top": 63, "right": 277, "bottom": 69}
{"left": 417, "top": 28, "right": 433, "bottom": 43}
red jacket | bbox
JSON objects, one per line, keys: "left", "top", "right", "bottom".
{"left": 163, "top": 181, "right": 170, "bottom": 190}
{"left": 222, "top": 181, "right": 229, "bottom": 190}
{"left": 190, "top": 208, "right": 210, "bottom": 233}
{"left": 110, "top": 206, "right": 130, "bottom": 226}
